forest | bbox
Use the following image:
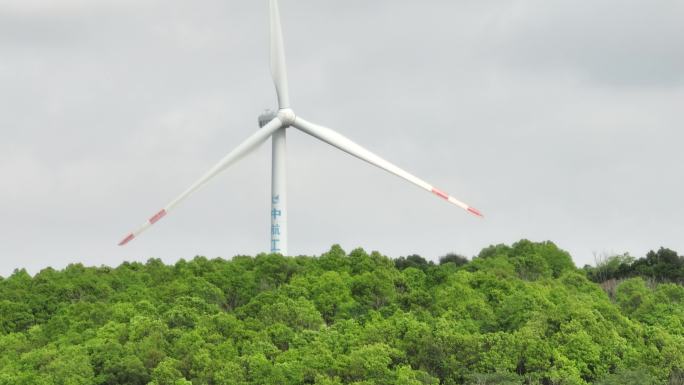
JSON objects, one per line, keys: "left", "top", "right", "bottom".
{"left": 1, "top": 240, "right": 683, "bottom": 385}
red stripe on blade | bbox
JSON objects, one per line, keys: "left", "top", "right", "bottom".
{"left": 467, "top": 207, "right": 484, "bottom": 217}
{"left": 149, "top": 209, "right": 167, "bottom": 224}
{"left": 431, "top": 188, "right": 449, "bottom": 200}
{"left": 119, "top": 233, "right": 135, "bottom": 246}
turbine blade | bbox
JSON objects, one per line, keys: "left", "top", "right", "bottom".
{"left": 118, "top": 118, "right": 284, "bottom": 246}
{"left": 292, "top": 116, "right": 483, "bottom": 218}
{"left": 270, "top": 0, "right": 290, "bottom": 109}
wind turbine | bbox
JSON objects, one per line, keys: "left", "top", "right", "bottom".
{"left": 118, "top": 0, "right": 483, "bottom": 254}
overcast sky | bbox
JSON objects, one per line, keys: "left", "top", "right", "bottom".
{"left": 1, "top": 0, "right": 683, "bottom": 276}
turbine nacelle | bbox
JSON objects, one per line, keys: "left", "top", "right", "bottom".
{"left": 258, "top": 110, "right": 277, "bottom": 128}
{"left": 258, "top": 109, "right": 295, "bottom": 128}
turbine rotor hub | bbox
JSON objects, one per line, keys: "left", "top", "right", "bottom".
{"left": 277, "top": 108, "right": 296, "bottom": 127}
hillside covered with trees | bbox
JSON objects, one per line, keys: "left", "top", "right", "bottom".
{"left": 1, "top": 240, "right": 683, "bottom": 385}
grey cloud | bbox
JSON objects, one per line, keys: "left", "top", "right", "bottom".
{"left": 496, "top": 0, "right": 684, "bottom": 86}
{"left": 1, "top": 0, "right": 683, "bottom": 276}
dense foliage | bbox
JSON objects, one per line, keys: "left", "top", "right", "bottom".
{"left": 1, "top": 240, "right": 683, "bottom": 385}
{"left": 583, "top": 248, "right": 684, "bottom": 284}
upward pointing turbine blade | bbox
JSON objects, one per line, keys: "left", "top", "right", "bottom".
{"left": 118, "top": 118, "right": 285, "bottom": 246}
{"left": 270, "top": 0, "right": 290, "bottom": 109}
{"left": 292, "top": 116, "right": 483, "bottom": 218}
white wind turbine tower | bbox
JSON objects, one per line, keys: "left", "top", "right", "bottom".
{"left": 118, "top": 0, "right": 483, "bottom": 254}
